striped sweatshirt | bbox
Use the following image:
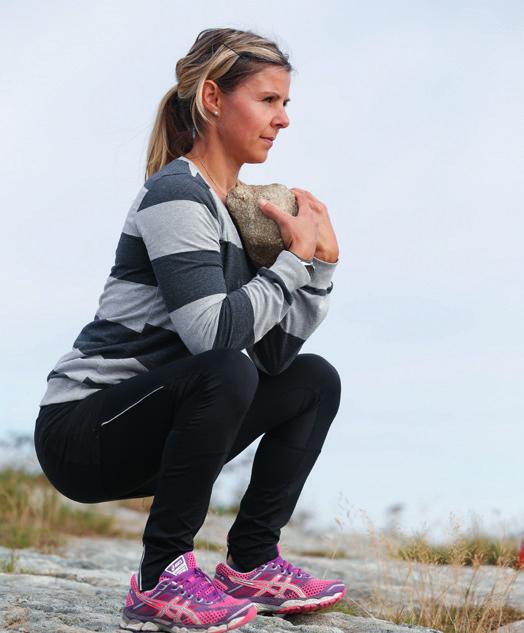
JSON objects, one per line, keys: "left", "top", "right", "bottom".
{"left": 39, "top": 156, "right": 338, "bottom": 406}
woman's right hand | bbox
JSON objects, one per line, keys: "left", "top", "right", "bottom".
{"left": 257, "top": 195, "right": 318, "bottom": 261}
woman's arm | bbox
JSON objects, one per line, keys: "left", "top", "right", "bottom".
{"left": 134, "top": 173, "right": 312, "bottom": 356}
{"left": 245, "top": 256, "right": 338, "bottom": 374}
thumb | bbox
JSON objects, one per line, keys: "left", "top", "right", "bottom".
{"left": 257, "top": 197, "right": 284, "bottom": 220}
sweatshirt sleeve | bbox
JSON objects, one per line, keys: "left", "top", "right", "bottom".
{"left": 134, "top": 174, "right": 312, "bottom": 355}
{"left": 245, "top": 256, "right": 338, "bottom": 375}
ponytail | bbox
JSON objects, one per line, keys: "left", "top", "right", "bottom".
{"left": 144, "top": 85, "right": 195, "bottom": 180}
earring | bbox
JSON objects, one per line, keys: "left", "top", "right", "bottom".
{"left": 213, "top": 111, "right": 219, "bottom": 116}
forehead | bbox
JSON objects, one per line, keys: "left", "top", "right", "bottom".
{"left": 241, "top": 66, "right": 290, "bottom": 95}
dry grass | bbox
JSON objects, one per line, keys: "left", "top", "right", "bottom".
{"left": 322, "top": 501, "right": 523, "bottom": 633}
{"left": 391, "top": 532, "right": 520, "bottom": 567}
{"left": 116, "top": 496, "right": 154, "bottom": 513}
{"left": 0, "top": 467, "right": 124, "bottom": 552}
{"left": 327, "top": 599, "right": 523, "bottom": 633}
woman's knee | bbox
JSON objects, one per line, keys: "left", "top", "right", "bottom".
{"left": 198, "top": 348, "right": 259, "bottom": 410}
{"left": 292, "top": 353, "right": 341, "bottom": 398}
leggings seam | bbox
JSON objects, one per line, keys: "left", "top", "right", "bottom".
{"left": 100, "top": 385, "right": 166, "bottom": 426}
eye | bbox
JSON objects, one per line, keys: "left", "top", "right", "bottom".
{"left": 264, "top": 97, "right": 289, "bottom": 107}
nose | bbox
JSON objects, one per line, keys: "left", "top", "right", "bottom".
{"left": 274, "top": 105, "right": 290, "bottom": 130}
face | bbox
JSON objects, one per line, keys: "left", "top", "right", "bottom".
{"left": 212, "top": 66, "right": 291, "bottom": 164}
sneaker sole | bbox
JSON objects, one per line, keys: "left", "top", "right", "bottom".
{"left": 119, "top": 604, "right": 257, "bottom": 633}
{"left": 252, "top": 589, "right": 346, "bottom": 615}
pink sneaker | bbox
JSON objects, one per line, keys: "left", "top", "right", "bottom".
{"left": 213, "top": 544, "right": 346, "bottom": 615}
{"left": 120, "top": 551, "right": 257, "bottom": 631}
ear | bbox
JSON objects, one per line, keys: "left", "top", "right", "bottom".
{"left": 201, "top": 79, "right": 222, "bottom": 114}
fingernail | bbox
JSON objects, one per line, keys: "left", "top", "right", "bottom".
{"left": 258, "top": 197, "right": 268, "bottom": 206}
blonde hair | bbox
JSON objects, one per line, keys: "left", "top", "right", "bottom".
{"left": 145, "top": 28, "right": 294, "bottom": 180}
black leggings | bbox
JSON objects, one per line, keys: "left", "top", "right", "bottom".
{"left": 34, "top": 349, "right": 341, "bottom": 590}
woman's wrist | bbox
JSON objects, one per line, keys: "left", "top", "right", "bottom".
{"left": 288, "top": 249, "right": 314, "bottom": 262}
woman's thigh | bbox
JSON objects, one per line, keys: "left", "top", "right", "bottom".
{"left": 35, "top": 385, "right": 111, "bottom": 503}
{"left": 225, "top": 352, "right": 342, "bottom": 462}
{"left": 35, "top": 351, "right": 340, "bottom": 503}
{"left": 35, "top": 349, "right": 258, "bottom": 503}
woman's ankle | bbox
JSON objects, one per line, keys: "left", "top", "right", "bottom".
{"left": 227, "top": 553, "right": 251, "bottom": 572}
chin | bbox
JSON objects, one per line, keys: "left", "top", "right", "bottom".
{"left": 243, "top": 151, "right": 269, "bottom": 165}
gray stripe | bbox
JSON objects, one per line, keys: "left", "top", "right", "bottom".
{"left": 240, "top": 271, "right": 297, "bottom": 343}
{"left": 136, "top": 199, "right": 220, "bottom": 260}
{"left": 168, "top": 293, "right": 226, "bottom": 354}
{"left": 122, "top": 186, "right": 148, "bottom": 237}
{"left": 40, "top": 377, "right": 101, "bottom": 406}
{"left": 144, "top": 292, "right": 176, "bottom": 332}
{"left": 258, "top": 268, "right": 293, "bottom": 305}
{"left": 97, "top": 278, "right": 159, "bottom": 332}
{"left": 279, "top": 292, "right": 330, "bottom": 339}
{"left": 54, "top": 353, "right": 146, "bottom": 382}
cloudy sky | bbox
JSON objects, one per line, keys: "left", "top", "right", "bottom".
{"left": 2, "top": 1, "right": 523, "bottom": 542}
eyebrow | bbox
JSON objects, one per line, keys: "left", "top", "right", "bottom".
{"left": 261, "top": 91, "right": 291, "bottom": 105}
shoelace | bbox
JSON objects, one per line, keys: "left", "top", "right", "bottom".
{"left": 169, "top": 568, "right": 223, "bottom": 603}
{"left": 263, "top": 555, "right": 309, "bottom": 577}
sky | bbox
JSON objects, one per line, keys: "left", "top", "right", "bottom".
{"left": 2, "top": 0, "right": 523, "bottom": 543}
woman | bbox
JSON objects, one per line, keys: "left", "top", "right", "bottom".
{"left": 35, "top": 27, "right": 345, "bottom": 632}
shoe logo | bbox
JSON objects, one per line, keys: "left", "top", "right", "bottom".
{"left": 161, "top": 599, "right": 201, "bottom": 625}
{"left": 232, "top": 574, "right": 307, "bottom": 599}
{"left": 166, "top": 555, "right": 189, "bottom": 576}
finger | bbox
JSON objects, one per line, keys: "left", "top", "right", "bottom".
{"left": 291, "top": 188, "right": 319, "bottom": 207}
{"left": 290, "top": 188, "right": 309, "bottom": 198}
{"left": 257, "top": 198, "right": 289, "bottom": 223}
{"left": 292, "top": 188, "right": 312, "bottom": 197}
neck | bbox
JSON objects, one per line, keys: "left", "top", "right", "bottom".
{"left": 185, "top": 138, "right": 241, "bottom": 197}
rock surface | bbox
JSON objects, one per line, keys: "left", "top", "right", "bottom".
{"left": 1, "top": 509, "right": 523, "bottom": 632}
{"left": 226, "top": 181, "right": 298, "bottom": 268}
{"left": 0, "top": 567, "right": 442, "bottom": 633}
{"left": 496, "top": 621, "right": 524, "bottom": 633}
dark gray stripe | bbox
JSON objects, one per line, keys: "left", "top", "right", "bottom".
{"left": 110, "top": 233, "right": 157, "bottom": 286}
{"left": 145, "top": 156, "right": 191, "bottom": 184}
{"left": 220, "top": 240, "right": 257, "bottom": 292}
{"left": 250, "top": 325, "right": 304, "bottom": 375}
{"left": 302, "top": 282, "right": 334, "bottom": 296}
{"left": 47, "top": 369, "right": 70, "bottom": 381}
{"left": 212, "top": 290, "right": 255, "bottom": 349}
{"left": 82, "top": 377, "right": 114, "bottom": 388}
{"left": 151, "top": 250, "right": 225, "bottom": 313}
{"left": 139, "top": 172, "right": 218, "bottom": 221}
{"left": 74, "top": 318, "right": 190, "bottom": 368}
{"left": 257, "top": 268, "right": 293, "bottom": 305}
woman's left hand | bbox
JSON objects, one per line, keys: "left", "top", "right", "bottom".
{"left": 290, "top": 188, "right": 339, "bottom": 262}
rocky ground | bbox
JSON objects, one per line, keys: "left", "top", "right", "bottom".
{"left": 1, "top": 505, "right": 523, "bottom": 633}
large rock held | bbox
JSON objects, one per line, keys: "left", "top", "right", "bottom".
{"left": 226, "top": 181, "right": 298, "bottom": 269}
